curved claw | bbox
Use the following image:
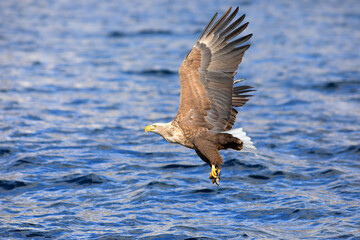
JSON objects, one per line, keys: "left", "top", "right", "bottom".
{"left": 209, "top": 165, "right": 221, "bottom": 186}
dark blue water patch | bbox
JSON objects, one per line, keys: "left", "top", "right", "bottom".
{"left": 137, "top": 29, "right": 173, "bottom": 35}
{"left": 107, "top": 31, "right": 126, "bottom": 38}
{"left": 167, "top": 225, "right": 198, "bottom": 234}
{"left": 71, "top": 125, "right": 128, "bottom": 138}
{"left": 65, "top": 98, "right": 90, "bottom": 105}
{"left": 287, "top": 208, "right": 325, "bottom": 221}
{"left": 238, "top": 207, "right": 323, "bottom": 222}
{"left": 3, "top": 100, "right": 23, "bottom": 110}
{"left": 89, "top": 59, "right": 118, "bottom": 67}
{"left": 116, "top": 148, "right": 179, "bottom": 159}
{"left": 224, "top": 158, "right": 267, "bottom": 170}
{"left": 96, "top": 234, "right": 142, "bottom": 240}
{"left": 252, "top": 170, "right": 309, "bottom": 182}
{"left": 278, "top": 99, "right": 309, "bottom": 107}
{"left": 331, "top": 183, "right": 360, "bottom": 200}
{"left": 123, "top": 69, "right": 177, "bottom": 76}
{"left": 107, "top": 29, "right": 173, "bottom": 38}
{"left": 191, "top": 188, "right": 216, "bottom": 194}
{"left": 17, "top": 222, "right": 43, "bottom": 229}
{"left": 0, "top": 88, "right": 9, "bottom": 93}
{"left": 118, "top": 164, "right": 149, "bottom": 171}
{"left": 14, "top": 86, "right": 55, "bottom": 94}
{"left": 0, "top": 179, "right": 28, "bottom": 191}
{"left": 248, "top": 174, "right": 270, "bottom": 180}
{"left": 336, "top": 145, "right": 360, "bottom": 155}
{"left": 272, "top": 170, "right": 285, "bottom": 176}
{"left": 75, "top": 127, "right": 110, "bottom": 136}
{"left": 45, "top": 201, "right": 77, "bottom": 209}
{"left": 139, "top": 234, "right": 214, "bottom": 240}
{"left": 0, "top": 148, "right": 11, "bottom": 157}
{"left": 146, "top": 181, "right": 178, "bottom": 189}
{"left": 8, "top": 156, "right": 41, "bottom": 170}
{"left": 307, "top": 147, "right": 334, "bottom": 157}
{"left": 96, "top": 103, "right": 123, "bottom": 111}
{"left": 41, "top": 127, "right": 78, "bottom": 135}
{"left": 336, "top": 234, "right": 360, "bottom": 239}
{"left": 60, "top": 173, "right": 109, "bottom": 185}
{"left": 23, "top": 114, "right": 42, "bottom": 121}
{"left": 230, "top": 191, "right": 263, "bottom": 202}
{"left": 43, "top": 109, "right": 77, "bottom": 118}
{"left": 32, "top": 60, "right": 42, "bottom": 66}
{"left": 318, "top": 169, "right": 343, "bottom": 177}
{"left": 10, "top": 130, "right": 39, "bottom": 138}
{"left": 316, "top": 80, "right": 360, "bottom": 94}
{"left": 0, "top": 227, "right": 65, "bottom": 239}
{"left": 94, "top": 144, "right": 114, "bottom": 151}
{"left": 21, "top": 85, "right": 110, "bottom": 94}
{"left": 161, "top": 163, "right": 200, "bottom": 169}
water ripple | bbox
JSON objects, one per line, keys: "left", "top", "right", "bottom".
{"left": 0, "top": 0, "right": 359, "bottom": 239}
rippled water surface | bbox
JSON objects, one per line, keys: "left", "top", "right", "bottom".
{"left": 1, "top": 0, "right": 360, "bottom": 239}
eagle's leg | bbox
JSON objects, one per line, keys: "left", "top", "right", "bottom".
{"left": 194, "top": 139, "right": 223, "bottom": 186}
{"left": 209, "top": 165, "right": 221, "bottom": 185}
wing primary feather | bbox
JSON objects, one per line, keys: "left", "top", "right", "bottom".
{"left": 214, "top": 33, "right": 252, "bottom": 55}
{"left": 214, "top": 7, "right": 239, "bottom": 35}
{"left": 230, "top": 44, "right": 250, "bottom": 57}
{"left": 233, "top": 86, "right": 255, "bottom": 93}
{"left": 208, "top": 7, "right": 239, "bottom": 49}
{"left": 224, "top": 22, "right": 249, "bottom": 42}
{"left": 233, "top": 89, "right": 255, "bottom": 95}
{"left": 233, "top": 85, "right": 254, "bottom": 90}
{"left": 221, "top": 14, "right": 245, "bottom": 37}
{"left": 198, "top": 12, "right": 218, "bottom": 40}
{"left": 205, "top": 7, "right": 232, "bottom": 39}
{"left": 232, "top": 98, "right": 249, "bottom": 102}
{"left": 227, "top": 34, "right": 253, "bottom": 49}
{"left": 237, "top": 94, "right": 253, "bottom": 98}
{"left": 213, "top": 44, "right": 250, "bottom": 60}
{"left": 233, "top": 98, "right": 250, "bottom": 102}
{"left": 210, "top": 13, "right": 247, "bottom": 51}
{"left": 232, "top": 99, "right": 249, "bottom": 103}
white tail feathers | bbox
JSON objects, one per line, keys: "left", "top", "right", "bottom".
{"left": 224, "top": 128, "right": 256, "bottom": 152}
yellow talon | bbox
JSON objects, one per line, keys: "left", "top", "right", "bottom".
{"left": 209, "top": 165, "right": 221, "bottom": 185}
{"left": 209, "top": 165, "right": 217, "bottom": 179}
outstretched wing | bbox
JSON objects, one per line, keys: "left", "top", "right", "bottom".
{"left": 174, "top": 7, "right": 253, "bottom": 132}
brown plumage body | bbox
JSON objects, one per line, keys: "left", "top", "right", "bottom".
{"left": 145, "top": 7, "right": 255, "bottom": 185}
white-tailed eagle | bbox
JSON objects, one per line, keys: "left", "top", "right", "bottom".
{"left": 145, "top": 7, "right": 256, "bottom": 185}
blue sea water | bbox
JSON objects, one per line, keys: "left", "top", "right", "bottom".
{"left": 0, "top": 0, "right": 360, "bottom": 239}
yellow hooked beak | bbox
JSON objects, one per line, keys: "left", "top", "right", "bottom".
{"left": 145, "top": 125, "right": 155, "bottom": 132}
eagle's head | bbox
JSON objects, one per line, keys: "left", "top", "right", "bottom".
{"left": 145, "top": 122, "right": 181, "bottom": 144}
{"left": 145, "top": 122, "right": 171, "bottom": 135}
